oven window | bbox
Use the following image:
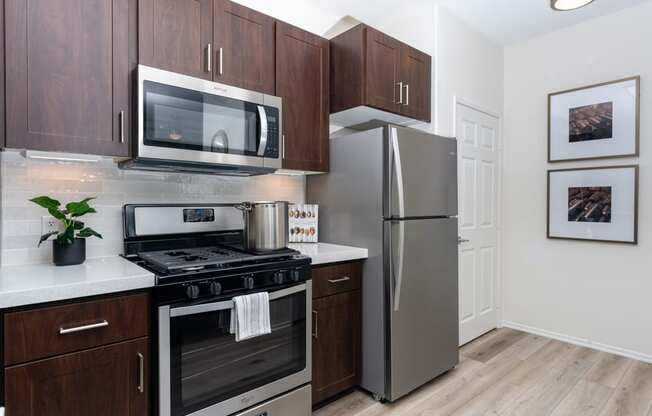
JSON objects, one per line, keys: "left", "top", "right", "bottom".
{"left": 143, "top": 81, "right": 260, "bottom": 156}
{"left": 169, "top": 291, "right": 307, "bottom": 416}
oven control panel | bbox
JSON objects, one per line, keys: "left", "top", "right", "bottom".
{"left": 156, "top": 258, "right": 311, "bottom": 305}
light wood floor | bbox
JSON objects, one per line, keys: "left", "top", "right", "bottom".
{"left": 314, "top": 328, "right": 652, "bottom": 416}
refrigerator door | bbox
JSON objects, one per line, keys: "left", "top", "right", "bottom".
{"left": 385, "top": 217, "right": 459, "bottom": 401}
{"left": 386, "top": 126, "right": 458, "bottom": 219}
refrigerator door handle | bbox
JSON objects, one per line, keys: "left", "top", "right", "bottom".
{"left": 390, "top": 127, "right": 406, "bottom": 311}
{"left": 393, "top": 220, "right": 406, "bottom": 311}
{"left": 391, "top": 127, "right": 406, "bottom": 219}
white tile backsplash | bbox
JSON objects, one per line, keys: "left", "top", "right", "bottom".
{"left": 0, "top": 151, "right": 305, "bottom": 266}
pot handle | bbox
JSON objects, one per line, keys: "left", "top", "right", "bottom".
{"left": 234, "top": 203, "right": 252, "bottom": 211}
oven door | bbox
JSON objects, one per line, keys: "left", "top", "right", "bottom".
{"left": 137, "top": 65, "right": 281, "bottom": 170}
{"left": 158, "top": 282, "right": 311, "bottom": 416}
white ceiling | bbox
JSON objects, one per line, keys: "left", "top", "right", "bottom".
{"left": 435, "top": 0, "right": 652, "bottom": 45}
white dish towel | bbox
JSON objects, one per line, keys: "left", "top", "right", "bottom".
{"left": 229, "top": 292, "right": 272, "bottom": 342}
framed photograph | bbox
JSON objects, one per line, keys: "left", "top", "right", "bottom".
{"left": 548, "top": 76, "right": 640, "bottom": 162}
{"left": 547, "top": 165, "right": 638, "bottom": 244}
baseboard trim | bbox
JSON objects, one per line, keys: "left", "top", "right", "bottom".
{"left": 501, "top": 320, "right": 652, "bottom": 364}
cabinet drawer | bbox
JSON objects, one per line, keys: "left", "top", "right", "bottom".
{"left": 4, "top": 293, "right": 150, "bottom": 366}
{"left": 312, "top": 261, "right": 362, "bottom": 299}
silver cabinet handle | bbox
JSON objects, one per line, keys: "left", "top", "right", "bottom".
{"left": 312, "top": 311, "right": 318, "bottom": 338}
{"left": 205, "top": 43, "right": 212, "bottom": 73}
{"left": 458, "top": 236, "right": 470, "bottom": 245}
{"left": 396, "top": 82, "right": 404, "bottom": 104}
{"left": 403, "top": 84, "right": 409, "bottom": 106}
{"left": 118, "top": 111, "right": 125, "bottom": 143}
{"left": 327, "top": 276, "right": 351, "bottom": 284}
{"left": 219, "top": 47, "right": 224, "bottom": 75}
{"left": 137, "top": 352, "right": 145, "bottom": 393}
{"left": 59, "top": 320, "right": 109, "bottom": 335}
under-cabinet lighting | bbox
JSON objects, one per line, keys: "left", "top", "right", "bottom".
{"left": 22, "top": 150, "right": 102, "bottom": 163}
{"left": 550, "top": 0, "right": 595, "bottom": 11}
{"left": 274, "top": 169, "right": 327, "bottom": 176}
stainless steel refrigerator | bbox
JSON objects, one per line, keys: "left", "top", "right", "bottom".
{"left": 307, "top": 122, "right": 459, "bottom": 402}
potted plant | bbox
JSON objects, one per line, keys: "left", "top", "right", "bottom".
{"left": 30, "top": 196, "right": 103, "bottom": 266}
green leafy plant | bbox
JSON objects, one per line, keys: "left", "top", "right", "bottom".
{"left": 29, "top": 196, "right": 103, "bottom": 246}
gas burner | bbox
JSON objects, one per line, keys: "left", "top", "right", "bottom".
{"left": 136, "top": 244, "right": 302, "bottom": 275}
{"left": 166, "top": 251, "right": 189, "bottom": 257}
{"left": 184, "top": 255, "right": 207, "bottom": 262}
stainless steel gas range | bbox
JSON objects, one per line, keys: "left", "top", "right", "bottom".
{"left": 122, "top": 204, "right": 312, "bottom": 416}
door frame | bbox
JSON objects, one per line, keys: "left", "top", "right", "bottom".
{"left": 452, "top": 96, "right": 504, "bottom": 335}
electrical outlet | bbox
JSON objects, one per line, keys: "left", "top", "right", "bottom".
{"left": 42, "top": 216, "right": 62, "bottom": 235}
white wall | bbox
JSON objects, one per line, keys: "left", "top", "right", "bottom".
{"left": 502, "top": 2, "right": 652, "bottom": 360}
{"left": 434, "top": 6, "right": 504, "bottom": 137}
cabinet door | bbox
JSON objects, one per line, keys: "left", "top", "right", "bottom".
{"left": 399, "top": 45, "right": 431, "bottom": 122}
{"left": 5, "top": 338, "right": 149, "bottom": 416}
{"left": 139, "top": 0, "right": 213, "bottom": 79}
{"left": 312, "top": 291, "right": 361, "bottom": 404}
{"left": 214, "top": 0, "right": 275, "bottom": 94}
{"left": 5, "top": 0, "right": 133, "bottom": 156}
{"left": 276, "top": 22, "right": 329, "bottom": 172}
{"left": 365, "top": 27, "right": 401, "bottom": 114}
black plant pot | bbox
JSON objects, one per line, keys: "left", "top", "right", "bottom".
{"left": 52, "top": 238, "right": 86, "bottom": 266}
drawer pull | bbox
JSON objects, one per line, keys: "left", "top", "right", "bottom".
{"left": 328, "top": 276, "right": 351, "bottom": 284}
{"left": 59, "top": 320, "right": 109, "bottom": 335}
{"left": 138, "top": 352, "right": 145, "bottom": 393}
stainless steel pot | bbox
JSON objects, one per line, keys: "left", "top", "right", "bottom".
{"left": 235, "top": 201, "right": 289, "bottom": 252}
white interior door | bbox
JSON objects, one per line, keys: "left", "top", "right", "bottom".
{"left": 456, "top": 102, "right": 501, "bottom": 346}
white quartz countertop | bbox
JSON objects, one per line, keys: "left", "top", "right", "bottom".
{"left": 289, "top": 243, "right": 368, "bottom": 265}
{"left": 0, "top": 257, "right": 155, "bottom": 309}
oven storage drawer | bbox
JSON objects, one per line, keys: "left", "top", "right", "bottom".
{"left": 234, "top": 385, "right": 311, "bottom": 416}
{"left": 4, "top": 293, "right": 150, "bottom": 365}
{"left": 312, "top": 262, "right": 362, "bottom": 299}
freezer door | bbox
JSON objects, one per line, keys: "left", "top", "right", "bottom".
{"left": 386, "top": 126, "right": 458, "bottom": 218}
{"left": 385, "top": 217, "right": 459, "bottom": 401}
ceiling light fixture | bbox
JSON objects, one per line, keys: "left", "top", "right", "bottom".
{"left": 551, "top": 0, "right": 595, "bottom": 11}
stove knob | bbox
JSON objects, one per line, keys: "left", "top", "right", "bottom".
{"left": 273, "top": 271, "right": 286, "bottom": 285}
{"left": 209, "top": 282, "right": 222, "bottom": 296}
{"left": 290, "top": 269, "right": 302, "bottom": 282}
{"left": 185, "top": 285, "right": 200, "bottom": 300}
{"left": 244, "top": 276, "right": 255, "bottom": 290}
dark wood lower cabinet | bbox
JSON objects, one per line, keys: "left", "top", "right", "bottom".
{"left": 312, "top": 261, "right": 363, "bottom": 405}
{"left": 5, "top": 337, "right": 149, "bottom": 416}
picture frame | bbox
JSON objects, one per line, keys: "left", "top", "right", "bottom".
{"left": 548, "top": 76, "right": 640, "bottom": 162}
{"left": 547, "top": 165, "right": 638, "bottom": 244}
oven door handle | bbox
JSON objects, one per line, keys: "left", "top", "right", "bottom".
{"left": 256, "top": 105, "right": 268, "bottom": 156}
{"left": 169, "top": 283, "right": 306, "bottom": 317}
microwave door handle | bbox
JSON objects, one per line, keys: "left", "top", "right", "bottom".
{"left": 257, "top": 105, "right": 268, "bottom": 156}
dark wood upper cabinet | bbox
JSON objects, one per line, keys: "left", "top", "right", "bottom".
{"left": 5, "top": 338, "right": 149, "bottom": 416}
{"left": 139, "top": 0, "right": 213, "bottom": 80}
{"left": 214, "top": 0, "right": 275, "bottom": 94}
{"left": 366, "top": 27, "right": 402, "bottom": 114}
{"left": 400, "top": 45, "right": 431, "bottom": 122}
{"left": 276, "top": 21, "right": 329, "bottom": 172}
{"left": 330, "top": 24, "right": 432, "bottom": 123}
{"left": 4, "top": 0, "right": 134, "bottom": 157}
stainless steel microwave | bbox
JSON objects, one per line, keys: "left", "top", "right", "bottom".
{"left": 120, "top": 65, "right": 282, "bottom": 176}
